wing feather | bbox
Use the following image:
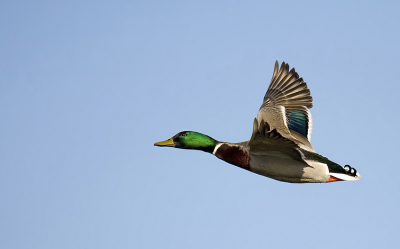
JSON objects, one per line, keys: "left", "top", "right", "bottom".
{"left": 258, "top": 61, "right": 313, "bottom": 145}
{"left": 249, "top": 119, "right": 305, "bottom": 163}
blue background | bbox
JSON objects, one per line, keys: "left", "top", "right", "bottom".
{"left": 1, "top": 1, "right": 399, "bottom": 248}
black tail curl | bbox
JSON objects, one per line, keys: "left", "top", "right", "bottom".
{"left": 344, "top": 165, "right": 357, "bottom": 177}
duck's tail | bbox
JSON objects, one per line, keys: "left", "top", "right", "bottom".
{"left": 327, "top": 165, "right": 361, "bottom": 182}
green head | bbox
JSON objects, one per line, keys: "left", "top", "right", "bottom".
{"left": 154, "top": 131, "right": 218, "bottom": 153}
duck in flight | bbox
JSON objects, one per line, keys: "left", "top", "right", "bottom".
{"left": 155, "top": 61, "right": 360, "bottom": 183}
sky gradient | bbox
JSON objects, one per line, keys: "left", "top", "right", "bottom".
{"left": 1, "top": 1, "right": 399, "bottom": 248}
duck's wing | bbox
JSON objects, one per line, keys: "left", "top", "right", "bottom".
{"left": 249, "top": 119, "right": 305, "bottom": 163}
{"left": 257, "top": 61, "right": 314, "bottom": 151}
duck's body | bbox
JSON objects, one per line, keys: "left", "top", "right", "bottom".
{"left": 212, "top": 138, "right": 354, "bottom": 183}
{"left": 155, "top": 61, "right": 360, "bottom": 183}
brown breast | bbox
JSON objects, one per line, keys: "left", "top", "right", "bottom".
{"left": 214, "top": 143, "right": 250, "bottom": 169}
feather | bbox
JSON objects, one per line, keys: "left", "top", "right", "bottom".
{"left": 259, "top": 61, "right": 313, "bottom": 140}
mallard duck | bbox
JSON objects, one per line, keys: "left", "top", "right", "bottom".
{"left": 155, "top": 61, "right": 360, "bottom": 183}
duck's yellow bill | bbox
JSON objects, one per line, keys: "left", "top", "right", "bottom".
{"left": 154, "top": 138, "right": 175, "bottom": 147}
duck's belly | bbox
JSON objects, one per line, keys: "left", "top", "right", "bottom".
{"left": 249, "top": 154, "right": 329, "bottom": 183}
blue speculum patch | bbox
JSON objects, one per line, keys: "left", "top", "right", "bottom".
{"left": 287, "top": 111, "right": 308, "bottom": 138}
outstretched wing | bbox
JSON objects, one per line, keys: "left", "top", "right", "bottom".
{"left": 257, "top": 61, "right": 314, "bottom": 151}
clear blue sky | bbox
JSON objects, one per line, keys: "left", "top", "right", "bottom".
{"left": 1, "top": 1, "right": 399, "bottom": 248}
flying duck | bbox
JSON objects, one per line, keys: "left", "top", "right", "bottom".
{"left": 154, "top": 61, "right": 360, "bottom": 183}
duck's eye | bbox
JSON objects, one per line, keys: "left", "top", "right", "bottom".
{"left": 180, "top": 133, "right": 187, "bottom": 137}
